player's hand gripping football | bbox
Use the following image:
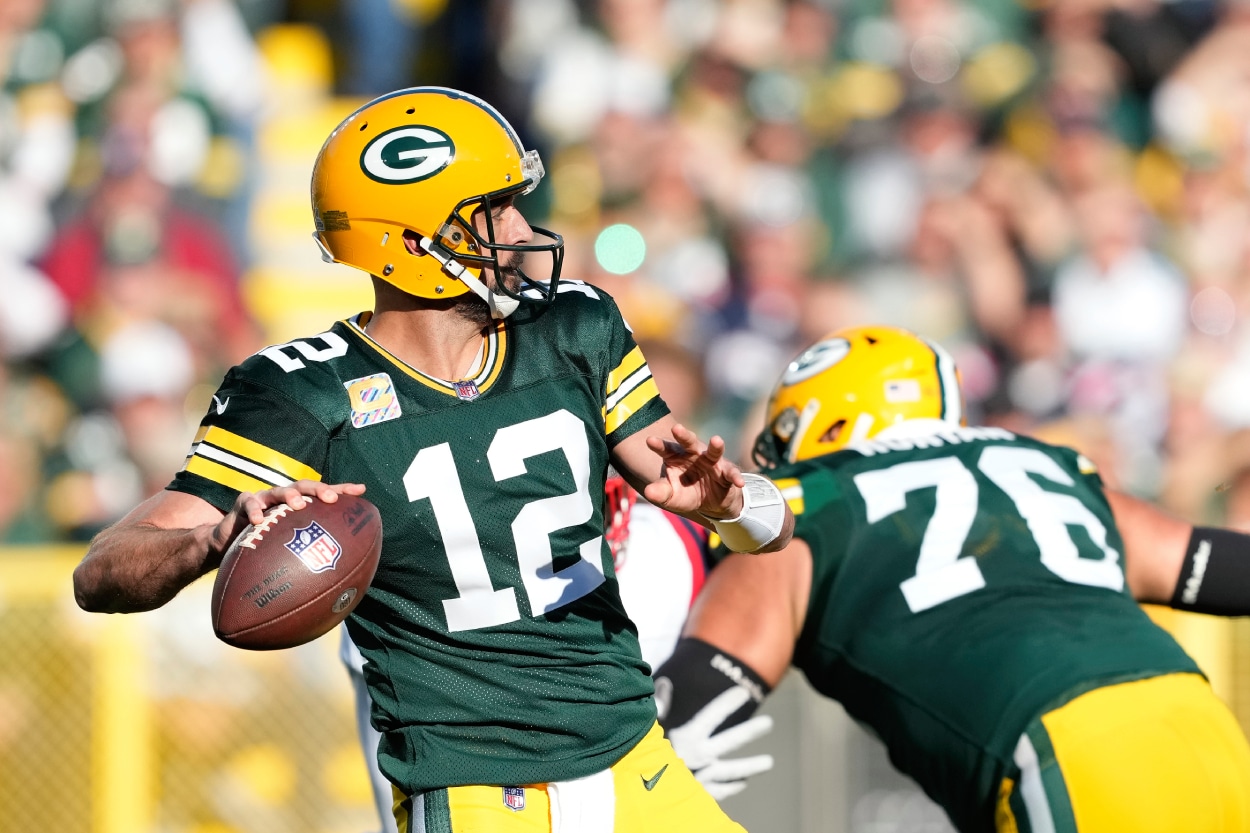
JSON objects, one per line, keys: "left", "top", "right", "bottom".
{"left": 207, "top": 479, "right": 367, "bottom": 559}
{"left": 665, "top": 686, "right": 776, "bottom": 800}
{"left": 643, "top": 423, "right": 746, "bottom": 520}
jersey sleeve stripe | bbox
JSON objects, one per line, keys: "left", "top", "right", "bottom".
{"left": 607, "top": 347, "right": 647, "bottom": 397}
{"left": 775, "top": 477, "right": 805, "bottom": 515}
{"left": 194, "top": 442, "right": 297, "bottom": 487}
{"left": 605, "top": 377, "right": 660, "bottom": 435}
{"left": 185, "top": 456, "right": 280, "bottom": 494}
{"left": 203, "top": 426, "right": 321, "bottom": 482}
{"left": 606, "top": 363, "right": 653, "bottom": 412}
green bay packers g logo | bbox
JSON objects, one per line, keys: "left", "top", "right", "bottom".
{"left": 360, "top": 125, "right": 455, "bottom": 183}
{"left": 783, "top": 337, "right": 851, "bottom": 385}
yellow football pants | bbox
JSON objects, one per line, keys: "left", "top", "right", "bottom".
{"left": 393, "top": 722, "right": 744, "bottom": 833}
{"left": 997, "top": 672, "right": 1250, "bottom": 833}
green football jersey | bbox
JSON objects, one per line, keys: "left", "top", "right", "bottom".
{"left": 169, "top": 282, "right": 669, "bottom": 792}
{"left": 769, "top": 424, "right": 1200, "bottom": 833}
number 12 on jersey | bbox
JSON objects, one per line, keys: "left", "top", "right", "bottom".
{"left": 404, "top": 409, "right": 607, "bottom": 632}
{"left": 853, "top": 446, "right": 1124, "bottom": 614}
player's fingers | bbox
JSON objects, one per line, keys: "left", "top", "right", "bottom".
{"left": 700, "top": 779, "right": 747, "bottom": 801}
{"left": 642, "top": 479, "right": 675, "bottom": 508}
{"left": 672, "top": 423, "right": 706, "bottom": 453}
{"left": 689, "top": 686, "right": 753, "bottom": 733}
{"left": 647, "top": 434, "right": 686, "bottom": 459}
{"left": 281, "top": 480, "right": 366, "bottom": 507}
{"left": 701, "top": 753, "right": 775, "bottom": 783}
{"left": 265, "top": 483, "right": 313, "bottom": 510}
{"left": 703, "top": 434, "right": 725, "bottom": 462}
{"left": 306, "top": 481, "right": 366, "bottom": 502}
{"left": 718, "top": 457, "right": 745, "bottom": 488}
{"left": 707, "top": 713, "right": 774, "bottom": 756}
{"left": 238, "top": 504, "right": 264, "bottom": 527}
{"left": 231, "top": 492, "right": 272, "bottom": 526}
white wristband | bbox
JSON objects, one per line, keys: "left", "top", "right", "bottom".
{"left": 702, "top": 473, "right": 786, "bottom": 553}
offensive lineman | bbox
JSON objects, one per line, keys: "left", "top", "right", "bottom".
{"left": 73, "top": 87, "right": 794, "bottom": 833}
{"left": 657, "top": 324, "right": 1250, "bottom": 832}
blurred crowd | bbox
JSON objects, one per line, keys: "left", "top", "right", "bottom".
{"left": 5, "top": 0, "right": 1250, "bottom": 544}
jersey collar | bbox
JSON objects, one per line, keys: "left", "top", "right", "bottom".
{"left": 344, "top": 312, "right": 508, "bottom": 398}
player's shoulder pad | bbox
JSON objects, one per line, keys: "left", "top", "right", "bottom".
{"left": 522, "top": 279, "right": 608, "bottom": 306}
{"left": 1020, "top": 431, "right": 1102, "bottom": 478}
{"left": 761, "top": 458, "right": 847, "bottom": 521}
{"left": 525, "top": 279, "right": 622, "bottom": 320}
{"left": 516, "top": 280, "right": 631, "bottom": 339}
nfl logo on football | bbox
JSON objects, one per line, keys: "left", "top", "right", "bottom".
{"left": 502, "top": 786, "right": 525, "bottom": 812}
{"left": 284, "top": 522, "right": 343, "bottom": 573}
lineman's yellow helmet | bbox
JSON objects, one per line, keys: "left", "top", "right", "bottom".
{"left": 310, "top": 87, "right": 563, "bottom": 310}
{"left": 752, "top": 325, "right": 965, "bottom": 469}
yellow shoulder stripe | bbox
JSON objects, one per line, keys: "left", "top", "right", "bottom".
{"left": 203, "top": 426, "right": 321, "bottom": 482}
{"left": 607, "top": 347, "right": 646, "bottom": 397}
{"left": 186, "top": 457, "right": 275, "bottom": 495}
{"left": 605, "top": 378, "right": 660, "bottom": 435}
{"left": 775, "top": 477, "right": 805, "bottom": 515}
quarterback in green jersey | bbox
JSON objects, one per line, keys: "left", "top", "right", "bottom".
{"left": 656, "top": 324, "right": 1250, "bottom": 833}
{"left": 72, "top": 87, "right": 795, "bottom": 833}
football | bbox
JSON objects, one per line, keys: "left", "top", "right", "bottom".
{"left": 211, "top": 494, "right": 383, "bottom": 650}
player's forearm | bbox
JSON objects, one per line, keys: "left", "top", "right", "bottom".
{"left": 74, "top": 522, "right": 220, "bottom": 613}
{"left": 683, "top": 543, "right": 811, "bottom": 685}
{"left": 1109, "top": 490, "right": 1195, "bottom": 605}
{"left": 1110, "top": 489, "right": 1250, "bottom": 615}
{"left": 1167, "top": 526, "right": 1250, "bottom": 617}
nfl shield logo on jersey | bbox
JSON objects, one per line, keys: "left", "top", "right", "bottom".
{"left": 284, "top": 521, "right": 343, "bottom": 573}
{"left": 454, "top": 380, "right": 481, "bottom": 401}
{"left": 502, "top": 786, "right": 525, "bottom": 812}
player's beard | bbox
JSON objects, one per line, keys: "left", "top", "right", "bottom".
{"left": 452, "top": 250, "right": 525, "bottom": 327}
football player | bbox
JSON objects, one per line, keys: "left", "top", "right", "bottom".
{"left": 73, "top": 87, "right": 795, "bottom": 833}
{"left": 341, "top": 469, "right": 775, "bottom": 833}
{"left": 657, "top": 324, "right": 1250, "bottom": 832}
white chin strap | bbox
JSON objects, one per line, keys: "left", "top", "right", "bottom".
{"left": 419, "top": 236, "right": 520, "bottom": 320}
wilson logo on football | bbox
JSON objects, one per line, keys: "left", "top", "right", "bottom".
{"left": 360, "top": 125, "right": 455, "bottom": 183}
{"left": 284, "top": 521, "right": 343, "bottom": 573}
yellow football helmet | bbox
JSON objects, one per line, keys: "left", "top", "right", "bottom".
{"left": 310, "top": 87, "right": 563, "bottom": 316}
{"left": 753, "top": 325, "right": 965, "bottom": 469}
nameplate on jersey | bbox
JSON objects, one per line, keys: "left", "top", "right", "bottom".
{"left": 345, "top": 373, "right": 402, "bottom": 428}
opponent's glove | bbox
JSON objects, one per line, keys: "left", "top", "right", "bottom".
{"left": 655, "top": 638, "right": 776, "bottom": 800}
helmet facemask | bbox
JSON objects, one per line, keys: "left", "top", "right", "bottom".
{"left": 436, "top": 172, "right": 565, "bottom": 308}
